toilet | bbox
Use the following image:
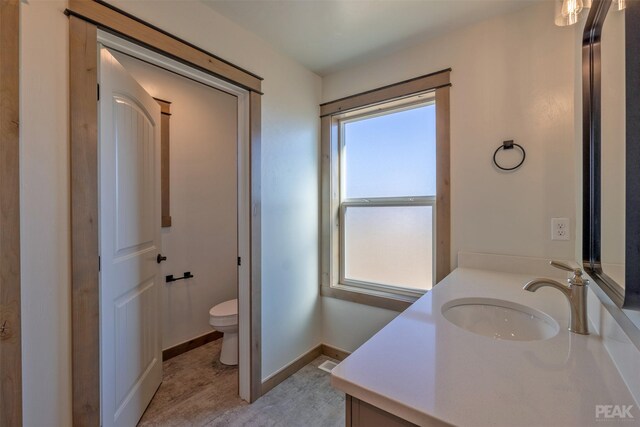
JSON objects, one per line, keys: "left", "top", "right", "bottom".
{"left": 209, "top": 299, "right": 239, "bottom": 365}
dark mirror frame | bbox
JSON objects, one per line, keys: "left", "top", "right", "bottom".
{"left": 583, "top": 0, "right": 640, "bottom": 309}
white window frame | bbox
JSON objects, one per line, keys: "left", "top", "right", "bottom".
{"left": 320, "top": 69, "right": 451, "bottom": 311}
{"left": 336, "top": 100, "right": 437, "bottom": 299}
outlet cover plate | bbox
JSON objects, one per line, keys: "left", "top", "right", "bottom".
{"left": 552, "top": 218, "right": 570, "bottom": 241}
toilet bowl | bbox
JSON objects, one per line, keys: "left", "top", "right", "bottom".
{"left": 209, "top": 299, "right": 238, "bottom": 365}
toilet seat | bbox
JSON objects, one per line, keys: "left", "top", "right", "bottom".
{"left": 209, "top": 299, "right": 238, "bottom": 327}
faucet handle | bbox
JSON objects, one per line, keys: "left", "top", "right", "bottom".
{"left": 550, "top": 260, "right": 579, "bottom": 273}
{"left": 550, "top": 261, "right": 587, "bottom": 285}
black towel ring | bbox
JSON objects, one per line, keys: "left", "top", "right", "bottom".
{"left": 493, "top": 140, "right": 526, "bottom": 171}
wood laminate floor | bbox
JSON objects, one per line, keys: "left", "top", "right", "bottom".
{"left": 138, "top": 339, "right": 344, "bottom": 427}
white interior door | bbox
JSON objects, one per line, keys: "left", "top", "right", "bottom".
{"left": 99, "top": 47, "right": 162, "bottom": 427}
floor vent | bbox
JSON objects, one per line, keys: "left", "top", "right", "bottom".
{"left": 318, "top": 360, "right": 338, "bottom": 373}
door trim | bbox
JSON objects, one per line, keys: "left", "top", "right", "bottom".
{"left": 66, "top": 0, "right": 262, "bottom": 93}
{"left": 0, "top": 0, "right": 22, "bottom": 425}
{"left": 69, "top": 6, "right": 263, "bottom": 425}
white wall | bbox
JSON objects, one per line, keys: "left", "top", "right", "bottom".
{"left": 113, "top": 51, "right": 239, "bottom": 350}
{"left": 322, "top": 298, "right": 398, "bottom": 352}
{"left": 20, "top": 2, "right": 71, "bottom": 426}
{"left": 321, "top": 1, "right": 580, "bottom": 351}
{"left": 20, "top": 0, "right": 322, "bottom": 424}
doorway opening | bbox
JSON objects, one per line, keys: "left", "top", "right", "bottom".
{"left": 68, "top": 3, "right": 262, "bottom": 424}
{"left": 96, "top": 32, "right": 253, "bottom": 426}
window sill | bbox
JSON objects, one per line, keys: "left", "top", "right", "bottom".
{"left": 320, "top": 284, "right": 418, "bottom": 312}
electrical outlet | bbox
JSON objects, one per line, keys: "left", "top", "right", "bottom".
{"left": 551, "top": 218, "right": 570, "bottom": 241}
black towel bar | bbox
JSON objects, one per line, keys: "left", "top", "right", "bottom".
{"left": 166, "top": 272, "right": 194, "bottom": 283}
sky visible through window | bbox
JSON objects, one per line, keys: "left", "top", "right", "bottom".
{"left": 342, "top": 103, "right": 436, "bottom": 291}
{"left": 344, "top": 103, "right": 436, "bottom": 199}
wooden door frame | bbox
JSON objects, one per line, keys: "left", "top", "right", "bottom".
{"left": 67, "top": 1, "right": 263, "bottom": 425}
{"left": 0, "top": 0, "right": 22, "bottom": 426}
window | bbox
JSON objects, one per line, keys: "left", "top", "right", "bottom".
{"left": 340, "top": 102, "right": 436, "bottom": 293}
{"left": 320, "top": 70, "right": 450, "bottom": 310}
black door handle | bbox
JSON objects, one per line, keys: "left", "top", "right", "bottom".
{"left": 157, "top": 254, "right": 167, "bottom": 264}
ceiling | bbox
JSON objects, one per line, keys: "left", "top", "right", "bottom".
{"left": 203, "top": 0, "right": 541, "bottom": 76}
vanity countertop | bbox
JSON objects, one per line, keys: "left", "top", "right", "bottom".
{"left": 331, "top": 268, "right": 638, "bottom": 426}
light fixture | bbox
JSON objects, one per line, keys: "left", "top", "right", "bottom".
{"left": 555, "top": 0, "right": 591, "bottom": 26}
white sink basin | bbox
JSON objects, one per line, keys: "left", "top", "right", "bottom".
{"left": 441, "top": 298, "right": 559, "bottom": 341}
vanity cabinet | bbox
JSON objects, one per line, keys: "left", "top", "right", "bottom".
{"left": 345, "top": 395, "right": 418, "bottom": 427}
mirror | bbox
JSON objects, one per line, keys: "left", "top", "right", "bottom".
{"left": 600, "top": 4, "right": 625, "bottom": 288}
{"left": 583, "top": 0, "right": 640, "bottom": 308}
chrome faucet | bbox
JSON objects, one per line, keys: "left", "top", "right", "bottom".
{"left": 523, "top": 261, "right": 589, "bottom": 335}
